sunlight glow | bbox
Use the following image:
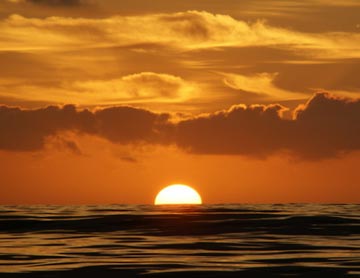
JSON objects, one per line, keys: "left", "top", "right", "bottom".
{"left": 154, "top": 184, "right": 202, "bottom": 205}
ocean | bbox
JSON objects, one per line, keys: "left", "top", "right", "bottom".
{"left": 0, "top": 204, "right": 359, "bottom": 277}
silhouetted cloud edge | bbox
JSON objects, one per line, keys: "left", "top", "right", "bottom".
{"left": 0, "top": 92, "right": 359, "bottom": 160}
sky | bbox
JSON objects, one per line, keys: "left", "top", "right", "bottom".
{"left": 0, "top": 0, "right": 359, "bottom": 204}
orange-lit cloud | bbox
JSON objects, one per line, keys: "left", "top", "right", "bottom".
{"left": 221, "top": 72, "right": 306, "bottom": 100}
{"left": 0, "top": 72, "right": 198, "bottom": 107}
{"left": 9, "top": 0, "right": 84, "bottom": 5}
{"left": 0, "top": 9, "right": 359, "bottom": 110}
{"left": 1, "top": 93, "right": 359, "bottom": 160}
{"left": 1, "top": 11, "right": 360, "bottom": 59}
{"left": 72, "top": 72, "right": 196, "bottom": 103}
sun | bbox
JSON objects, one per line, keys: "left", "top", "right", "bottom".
{"left": 154, "top": 184, "right": 202, "bottom": 205}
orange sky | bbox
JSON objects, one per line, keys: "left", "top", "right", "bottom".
{"left": 0, "top": 0, "right": 359, "bottom": 204}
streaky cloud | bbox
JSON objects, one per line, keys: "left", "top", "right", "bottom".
{"left": 22, "top": 0, "right": 83, "bottom": 6}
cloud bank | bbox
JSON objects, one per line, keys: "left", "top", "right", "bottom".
{"left": 1, "top": 93, "right": 359, "bottom": 159}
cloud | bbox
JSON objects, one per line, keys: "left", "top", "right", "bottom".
{"left": 175, "top": 102, "right": 292, "bottom": 158}
{"left": 1, "top": 11, "right": 360, "bottom": 59}
{"left": 0, "top": 72, "right": 197, "bottom": 107}
{"left": 94, "top": 106, "right": 170, "bottom": 144}
{"left": 8, "top": 0, "right": 84, "bottom": 6}
{"left": 72, "top": 72, "right": 196, "bottom": 103}
{"left": 312, "top": 0, "right": 360, "bottom": 6}
{"left": 0, "top": 104, "right": 93, "bottom": 151}
{"left": 221, "top": 72, "right": 306, "bottom": 100}
{"left": 0, "top": 104, "right": 170, "bottom": 152}
{"left": 293, "top": 93, "right": 360, "bottom": 158}
{"left": 176, "top": 93, "right": 360, "bottom": 159}
{"left": 0, "top": 93, "right": 359, "bottom": 159}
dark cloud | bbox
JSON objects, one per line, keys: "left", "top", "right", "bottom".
{"left": 0, "top": 105, "right": 168, "bottom": 151}
{"left": 293, "top": 92, "right": 360, "bottom": 158}
{"left": 26, "top": 0, "right": 83, "bottom": 6}
{"left": 175, "top": 103, "right": 289, "bottom": 158}
{"left": 176, "top": 93, "right": 360, "bottom": 159}
{"left": 94, "top": 106, "right": 170, "bottom": 144}
{"left": 0, "top": 93, "right": 359, "bottom": 160}
{"left": 0, "top": 104, "right": 93, "bottom": 151}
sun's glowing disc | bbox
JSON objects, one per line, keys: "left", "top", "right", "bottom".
{"left": 154, "top": 184, "right": 202, "bottom": 205}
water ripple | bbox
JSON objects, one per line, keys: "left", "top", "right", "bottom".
{"left": 0, "top": 204, "right": 359, "bottom": 277}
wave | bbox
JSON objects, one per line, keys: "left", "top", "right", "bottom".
{"left": 0, "top": 204, "right": 359, "bottom": 277}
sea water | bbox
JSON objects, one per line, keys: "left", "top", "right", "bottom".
{"left": 0, "top": 204, "right": 359, "bottom": 277}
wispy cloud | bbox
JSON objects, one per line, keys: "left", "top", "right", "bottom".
{"left": 0, "top": 72, "right": 198, "bottom": 105}
{"left": 72, "top": 72, "right": 197, "bottom": 103}
{"left": 1, "top": 11, "right": 360, "bottom": 59}
{"left": 7, "top": 0, "right": 85, "bottom": 6}
{"left": 221, "top": 72, "right": 307, "bottom": 100}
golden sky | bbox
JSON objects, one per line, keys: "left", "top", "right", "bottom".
{"left": 0, "top": 0, "right": 359, "bottom": 204}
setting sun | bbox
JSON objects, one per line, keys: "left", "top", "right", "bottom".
{"left": 154, "top": 184, "right": 202, "bottom": 205}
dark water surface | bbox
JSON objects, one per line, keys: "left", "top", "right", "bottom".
{"left": 0, "top": 204, "right": 359, "bottom": 277}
